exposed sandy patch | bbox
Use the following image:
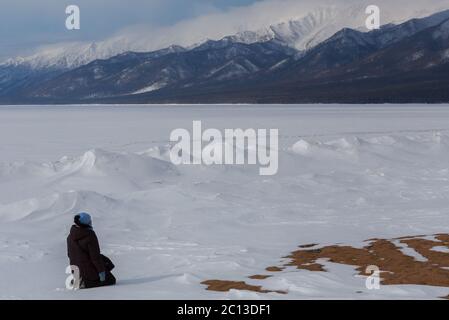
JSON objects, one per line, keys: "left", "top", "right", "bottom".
{"left": 394, "top": 235, "right": 427, "bottom": 240}
{"left": 249, "top": 275, "right": 272, "bottom": 280}
{"left": 298, "top": 244, "right": 318, "bottom": 248}
{"left": 286, "top": 234, "right": 449, "bottom": 287}
{"left": 201, "top": 280, "right": 286, "bottom": 294}
{"left": 295, "top": 262, "right": 325, "bottom": 271}
{"left": 202, "top": 233, "right": 449, "bottom": 295}
{"left": 265, "top": 266, "right": 284, "bottom": 272}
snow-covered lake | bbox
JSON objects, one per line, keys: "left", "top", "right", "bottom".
{"left": 1, "top": 104, "right": 449, "bottom": 299}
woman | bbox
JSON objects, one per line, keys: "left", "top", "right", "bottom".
{"left": 67, "top": 212, "right": 116, "bottom": 289}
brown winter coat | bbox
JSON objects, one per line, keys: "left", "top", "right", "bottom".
{"left": 67, "top": 225, "right": 106, "bottom": 282}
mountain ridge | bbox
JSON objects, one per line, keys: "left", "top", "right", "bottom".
{"left": 1, "top": 8, "right": 449, "bottom": 104}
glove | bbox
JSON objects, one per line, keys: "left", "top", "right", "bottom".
{"left": 99, "top": 271, "right": 106, "bottom": 282}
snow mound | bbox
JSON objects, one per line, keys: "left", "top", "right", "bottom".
{"left": 290, "top": 139, "right": 313, "bottom": 155}
{"left": 290, "top": 133, "right": 447, "bottom": 157}
{"left": 2, "top": 107, "right": 449, "bottom": 300}
{"left": 139, "top": 145, "right": 174, "bottom": 162}
{"left": 0, "top": 148, "right": 178, "bottom": 183}
{"left": 289, "top": 137, "right": 361, "bottom": 160}
{"left": 0, "top": 190, "right": 120, "bottom": 222}
{"left": 54, "top": 148, "right": 177, "bottom": 179}
{"left": 0, "top": 161, "right": 56, "bottom": 181}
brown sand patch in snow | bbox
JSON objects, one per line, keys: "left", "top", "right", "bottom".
{"left": 202, "top": 233, "right": 449, "bottom": 295}
{"left": 265, "top": 266, "right": 284, "bottom": 272}
{"left": 285, "top": 234, "right": 449, "bottom": 287}
{"left": 201, "top": 280, "right": 286, "bottom": 294}
{"left": 298, "top": 243, "right": 318, "bottom": 248}
{"left": 249, "top": 275, "right": 272, "bottom": 280}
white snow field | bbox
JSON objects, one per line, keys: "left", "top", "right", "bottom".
{"left": 1, "top": 104, "right": 449, "bottom": 299}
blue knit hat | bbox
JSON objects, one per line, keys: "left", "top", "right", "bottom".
{"left": 75, "top": 212, "right": 92, "bottom": 228}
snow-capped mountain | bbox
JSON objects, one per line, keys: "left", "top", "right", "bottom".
{"left": 4, "top": 9, "right": 448, "bottom": 104}
{"left": 230, "top": 2, "right": 449, "bottom": 50}
{"left": 2, "top": 1, "right": 448, "bottom": 71}
{"left": 227, "top": 5, "right": 352, "bottom": 50}
{"left": 1, "top": 3, "right": 449, "bottom": 104}
{"left": 282, "top": 8, "right": 449, "bottom": 77}
{"left": 26, "top": 40, "right": 294, "bottom": 100}
{"left": 1, "top": 41, "right": 183, "bottom": 71}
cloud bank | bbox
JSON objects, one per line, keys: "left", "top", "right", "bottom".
{"left": 4, "top": 0, "right": 449, "bottom": 64}
{"left": 96, "top": 0, "right": 449, "bottom": 52}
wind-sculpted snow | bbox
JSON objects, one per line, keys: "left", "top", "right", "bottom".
{"left": 0, "top": 190, "right": 121, "bottom": 223}
{"left": 1, "top": 105, "right": 449, "bottom": 299}
{"left": 289, "top": 133, "right": 448, "bottom": 164}
{"left": 56, "top": 148, "right": 177, "bottom": 179}
{"left": 0, "top": 148, "right": 177, "bottom": 182}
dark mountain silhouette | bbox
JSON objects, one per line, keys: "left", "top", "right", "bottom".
{"left": 1, "top": 10, "right": 449, "bottom": 104}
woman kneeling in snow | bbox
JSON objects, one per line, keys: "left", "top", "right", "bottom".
{"left": 67, "top": 213, "right": 116, "bottom": 289}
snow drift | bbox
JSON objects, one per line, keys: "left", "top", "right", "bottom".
{"left": 1, "top": 105, "right": 449, "bottom": 299}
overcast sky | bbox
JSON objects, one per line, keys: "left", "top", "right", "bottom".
{"left": 0, "top": 0, "right": 447, "bottom": 61}
{"left": 0, "top": 0, "right": 260, "bottom": 59}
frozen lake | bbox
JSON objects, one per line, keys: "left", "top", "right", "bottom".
{"left": 2, "top": 104, "right": 449, "bottom": 162}
{"left": 1, "top": 104, "right": 449, "bottom": 299}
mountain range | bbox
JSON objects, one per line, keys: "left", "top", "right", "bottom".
{"left": 1, "top": 6, "right": 449, "bottom": 104}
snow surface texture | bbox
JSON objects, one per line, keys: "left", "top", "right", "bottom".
{"left": 1, "top": 105, "right": 449, "bottom": 299}
{"left": 2, "top": 0, "right": 449, "bottom": 69}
